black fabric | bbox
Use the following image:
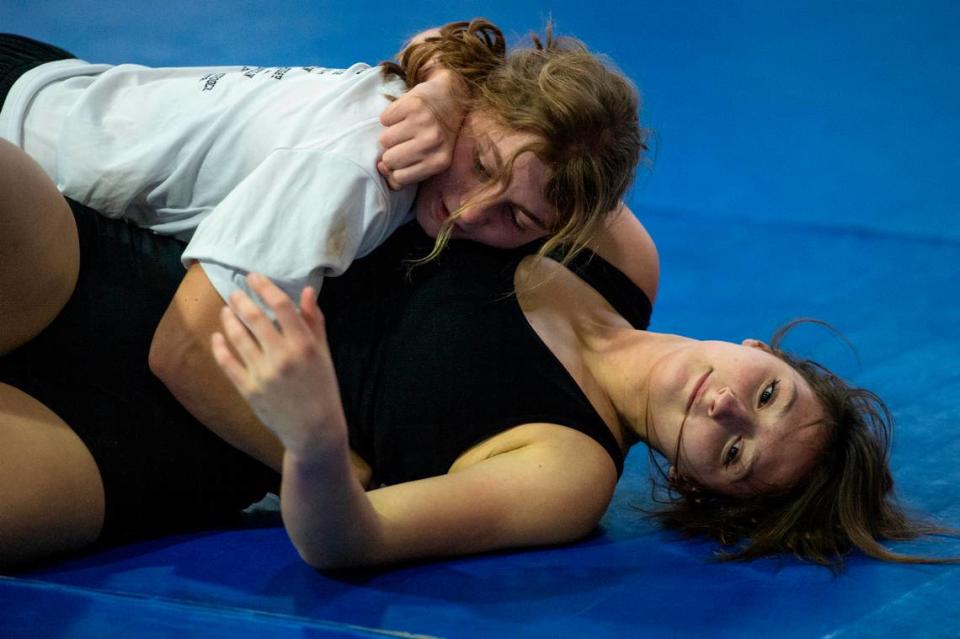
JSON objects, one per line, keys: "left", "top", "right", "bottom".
{"left": 557, "top": 249, "right": 652, "bottom": 332}
{"left": 0, "top": 34, "right": 74, "bottom": 109}
{"left": 320, "top": 224, "right": 653, "bottom": 485}
{"left": 0, "top": 199, "right": 279, "bottom": 544}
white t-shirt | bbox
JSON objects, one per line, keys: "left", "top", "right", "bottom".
{"left": 0, "top": 58, "right": 416, "bottom": 305}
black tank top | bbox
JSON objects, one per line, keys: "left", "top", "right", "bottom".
{"left": 319, "top": 223, "right": 652, "bottom": 485}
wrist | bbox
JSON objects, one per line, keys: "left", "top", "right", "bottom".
{"left": 284, "top": 425, "right": 349, "bottom": 470}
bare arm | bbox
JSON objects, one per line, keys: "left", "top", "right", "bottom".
{"left": 148, "top": 27, "right": 470, "bottom": 465}
{"left": 590, "top": 204, "right": 660, "bottom": 304}
{"left": 149, "top": 263, "right": 284, "bottom": 469}
{"left": 212, "top": 274, "right": 617, "bottom": 568}
{"left": 284, "top": 427, "right": 616, "bottom": 568}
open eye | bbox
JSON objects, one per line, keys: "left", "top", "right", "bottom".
{"left": 759, "top": 380, "right": 779, "bottom": 407}
{"left": 724, "top": 439, "right": 741, "bottom": 466}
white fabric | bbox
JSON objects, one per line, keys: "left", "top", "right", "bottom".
{"left": 0, "top": 59, "right": 416, "bottom": 305}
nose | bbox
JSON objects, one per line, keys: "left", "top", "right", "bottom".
{"left": 455, "top": 202, "right": 496, "bottom": 228}
{"left": 708, "top": 387, "right": 749, "bottom": 427}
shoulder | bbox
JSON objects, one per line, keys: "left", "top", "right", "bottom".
{"left": 588, "top": 204, "right": 659, "bottom": 303}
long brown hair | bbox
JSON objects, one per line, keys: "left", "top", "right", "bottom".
{"left": 650, "top": 321, "right": 957, "bottom": 570}
{"left": 383, "top": 19, "right": 647, "bottom": 265}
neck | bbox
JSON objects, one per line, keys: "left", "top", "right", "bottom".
{"left": 579, "top": 325, "right": 690, "bottom": 455}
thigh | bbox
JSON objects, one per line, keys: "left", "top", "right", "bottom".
{"left": 0, "top": 139, "right": 79, "bottom": 355}
{"left": 0, "top": 382, "right": 105, "bottom": 569}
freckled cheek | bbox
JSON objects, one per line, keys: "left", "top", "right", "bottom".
{"left": 677, "top": 423, "right": 716, "bottom": 476}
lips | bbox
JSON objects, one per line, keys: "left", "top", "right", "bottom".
{"left": 686, "top": 370, "right": 711, "bottom": 414}
{"left": 434, "top": 198, "right": 467, "bottom": 237}
{"left": 435, "top": 198, "right": 451, "bottom": 225}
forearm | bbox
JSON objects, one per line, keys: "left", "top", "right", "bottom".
{"left": 155, "top": 333, "right": 284, "bottom": 470}
{"left": 280, "top": 432, "right": 386, "bottom": 569}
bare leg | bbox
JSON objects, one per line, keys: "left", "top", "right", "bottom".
{"left": 0, "top": 382, "right": 105, "bottom": 568}
{"left": 0, "top": 138, "right": 79, "bottom": 355}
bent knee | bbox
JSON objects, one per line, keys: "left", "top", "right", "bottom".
{"left": 0, "top": 383, "right": 104, "bottom": 567}
{"left": 0, "top": 141, "right": 79, "bottom": 353}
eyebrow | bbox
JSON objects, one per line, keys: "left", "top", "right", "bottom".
{"left": 484, "top": 138, "right": 550, "bottom": 230}
{"left": 778, "top": 377, "right": 799, "bottom": 419}
{"left": 736, "top": 378, "right": 799, "bottom": 488}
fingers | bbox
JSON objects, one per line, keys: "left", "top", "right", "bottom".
{"left": 379, "top": 96, "right": 406, "bottom": 128}
{"left": 218, "top": 302, "right": 263, "bottom": 377}
{"left": 378, "top": 133, "right": 450, "bottom": 190}
{"left": 378, "top": 91, "right": 454, "bottom": 191}
{"left": 377, "top": 161, "right": 403, "bottom": 191}
{"left": 245, "top": 273, "right": 309, "bottom": 342}
{"left": 299, "top": 286, "right": 327, "bottom": 342}
{"left": 211, "top": 331, "right": 251, "bottom": 393}
{"left": 217, "top": 274, "right": 313, "bottom": 367}
{"left": 225, "top": 286, "right": 283, "bottom": 357}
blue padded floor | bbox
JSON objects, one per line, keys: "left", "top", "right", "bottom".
{"left": 3, "top": 2, "right": 959, "bottom": 637}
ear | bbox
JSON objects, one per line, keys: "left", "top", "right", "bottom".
{"left": 741, "top": 338, "right": 773, "bottom": 353}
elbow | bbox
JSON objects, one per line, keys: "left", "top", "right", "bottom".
{"left": 290, "top": 528, "right": 385, "bottom": 571}
{"left": 296, "top": 545, "right": 371, "bottom": 572}
{"left": 299, "top": 550, "right": 343, "bottom": 572}
{"left": 148, "top": 321, "right": 200, "bottom": 391}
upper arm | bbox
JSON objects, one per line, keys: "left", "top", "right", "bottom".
{"left": 150, "top": 262, "right": 286, "bottom": 468}
{"left": 362, "top": 426, "right": 618, "bottom": 564}
{"left": 591, "top": 204, "right": 660, "bottom": 303}
{"left": 150, "top": 262, "right": 225, "bottom": 376}
{"left": 181, "top": 150, "right": 404, "bottom": 305}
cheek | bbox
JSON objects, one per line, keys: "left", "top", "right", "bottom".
{"left": 458, "top": 227, "right": 511, "bottom": 248}
{"left": 487, "top": 228, "right": 542, "bottom": 249}
{"left": 676, "top": 421, "right": 718, "bottom": 479}
{"left": 413, "top": 180, "right": 438, "bottom": 233}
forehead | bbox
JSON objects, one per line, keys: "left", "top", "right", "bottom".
{"left": 472, "top": 115, "right": 555, "bottom": 212}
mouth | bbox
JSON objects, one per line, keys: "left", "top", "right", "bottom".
{"left": 686, "top": 370, "right": 711, "bottom": 414}
{"left": 434, "top": 198, "right": 451, "bottom": 226}
{"left": 434, "top": 199, "right": 467, "bottom": 237}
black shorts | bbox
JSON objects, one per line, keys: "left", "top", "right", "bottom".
{"left": 0, "top": 34, "right": 74, "bottom": 108}
{"left": 0, "top": 199, "right": 279, "bottom": 545}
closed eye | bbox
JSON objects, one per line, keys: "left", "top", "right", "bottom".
{"left": 508, "top": 208, "right": 530, "bottom": 230}
{"left": 473, "top": 149, "right": 491, "bottom": 181}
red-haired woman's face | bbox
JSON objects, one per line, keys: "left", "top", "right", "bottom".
{"left": 647, "top": 339, "right": 827, "bottom": 497}
{"left": 413, "top": 112, "right": 559, "bottom": 248}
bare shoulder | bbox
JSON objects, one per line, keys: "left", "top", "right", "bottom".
{"left": 589, "top": 204, "right": 659, "bottom": 303}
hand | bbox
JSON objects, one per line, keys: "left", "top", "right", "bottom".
{"left": 378, "top": 68, "right": 466, "bottom": 190}
{"left": 211, "top": 273, "right": 346, "bottom": 456}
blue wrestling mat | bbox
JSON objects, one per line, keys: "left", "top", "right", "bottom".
{"left": 3, "top": 1, "right": 959, "bottom": 636}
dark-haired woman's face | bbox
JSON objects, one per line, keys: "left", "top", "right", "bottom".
{"left": 648, "top": 340, "right": 826, "bottom": 497}
{"left": 413, "top": 112, "right": 559, "bottom": 248}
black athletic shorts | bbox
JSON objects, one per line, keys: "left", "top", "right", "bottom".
{"left": 0, "top": 34, "right": 74, "bottom": 108}
{"left": 0, "top": 199, "right": 280, "bottom": 545}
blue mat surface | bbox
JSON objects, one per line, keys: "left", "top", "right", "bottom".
{"left": 2, "top": 2, "right": 959, "bottom": 637}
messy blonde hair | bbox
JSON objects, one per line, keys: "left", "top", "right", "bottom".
{"left": 383, "top": 18, "right": 647, "bottom": 264}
